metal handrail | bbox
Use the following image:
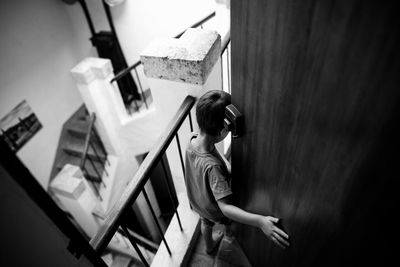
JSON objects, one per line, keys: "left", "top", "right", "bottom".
{"left": 79, "top": 113, "right": 96, "bottom": 169}
{"left": 221, "top": 29, "right": 231, "bottom": 55}
{"left": 90, "top": 96, "right": 196, "bottom": 253}
{"left": 110, "top": 11, "right": 216, "bottom": 83}
{"left": 221, "top": 30, "right": 231, "bottom": 94}
{"left": 80, "top": 113, "right": 108, "bottom": 199}
{"left": 174, "top": 11, "right": 216, "bottom": 38}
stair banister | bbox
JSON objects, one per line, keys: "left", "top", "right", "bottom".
{"left": 79, "top": 113, "right": 96, "bottom": 169}
{"left": 90, "top": 96, "right": 195, "bottom": 254}
{"left": 79, "top": 113, "right": 105, "bottom": 199}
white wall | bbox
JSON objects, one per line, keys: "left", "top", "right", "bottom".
{"left": 110, "top": 0, "right": 216, "bottom": 65}
{"left": 84, "top": 0, "right": 217, "bottom": 90}
{"left": 0, "top": 0, "right": 218, "bottom": 189}
{"left": 0, "top": 0, "right": 97, "bottom": 188}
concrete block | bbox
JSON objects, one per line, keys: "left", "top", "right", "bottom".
{"left": 71, "top": 57, "right": 113, "bottom": 85}
{"left": 141, "top": 28, "right": 221, "bottom": 85}
{"left": 50, "top": 164, "right": 85, "bottom": 199}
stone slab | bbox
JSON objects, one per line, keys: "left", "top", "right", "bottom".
{"left": 71, "top": 57, "right": 113, "bottom": 85}
{"left": 141, "top": 28, "right": 221, "bottom": 85}
{"left": 50, "top": 164, "right": 85, "bottom": 199}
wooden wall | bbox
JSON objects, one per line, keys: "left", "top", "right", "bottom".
{"left": 231, "top": 0, "right": 400, "bottom": 266}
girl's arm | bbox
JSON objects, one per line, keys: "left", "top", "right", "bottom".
{"left": 217, "top": 196, "right": 290, "bottom": 249}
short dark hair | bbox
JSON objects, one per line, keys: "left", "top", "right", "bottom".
{"left": 196, "top": 90, "right": 231, "bottom": 136}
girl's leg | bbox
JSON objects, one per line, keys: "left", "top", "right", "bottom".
{"left": 221, "top": 218, "right": 234, "bottom": 242}
{"left": 201, "top": 218, "right": 223, "bottom": 254}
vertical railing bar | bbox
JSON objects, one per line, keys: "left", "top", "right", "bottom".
{"left": 120, "top": 231, "right": 131, "bottom": 249}
{"left": 134, "top": 68, "right": 148, "bottom": 109}
{"left": 142, "top": 188, "right": 172, "bottom": 256}
{"left": 89, "top": 141, "right": 108, "bottom": 177}
{"left": 83, "top": 168, "right": 102, "bottom": 201}
{"left": 175, "top": 133, "right": 185, "bottom": 175}
{"left": 188, "top": 112, "right": 194, "bottom": 132}
{"left": 92, "top": 127, "right": 110, "bottom": 166}
{"left": 227, "top": 43, "right": 231, "bottom": 94}
{"left": 160, "top": 156, "right": 183, "bottom": 231}
{"left": 120, "top": 224, "right": 150, "bottom": 267}
{"left": 117, "top": 227, "right": 159, "bottom": 253}
{"left": 87, "top": 155, "right": 106, "bottom": 188}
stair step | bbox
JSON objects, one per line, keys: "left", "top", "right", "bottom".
{"left": 75, "top": 105, "right": 90, "bottom": 121}
{"left": 49, "top": 104, "right": 97, "bottom": 186}
{"left": 213, "top": 237, "right": 252, "bottom": 267}
{"left": 66, "top": 120, "right": 90, "bottom": 138}
{"left": 111, "top": 255, "right": 132, "bottom": 267}
{"left": 54, "top": 128, "right": 107, "bottom": 185}
{"left": 102, "top": 253, "right": 114, "bottom": 266}
{"left": 57, "top": 155, "right": 106, "bottom": 182}
{"left": 56, "top": 152, "right": 81, "bottom": 167}
{"left": 62, "top": 136, "right": 107, "bottom": 162}
{"left": 56, "top": 164, "right": 104, "bottom": 183}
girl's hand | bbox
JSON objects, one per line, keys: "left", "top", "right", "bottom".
{"left": 258, "top": 216, "right": 290, "bottom": 249}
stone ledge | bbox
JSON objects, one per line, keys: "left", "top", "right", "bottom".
{"left": 50, "top": 164, "right": 85, "bottom": 199}
{"left": 71, "top": 57, "right": 113, "bottom": 85}
{"left": 141, "top": 28, "right": 221, "bottom": 85}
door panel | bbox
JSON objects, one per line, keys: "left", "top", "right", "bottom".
{"left": 231, "top": 1, "right": 399, "bottom": 266}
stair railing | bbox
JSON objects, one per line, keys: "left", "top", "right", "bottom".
{"left": 90, "top": 96, "right": 196, "bottom": 267}
{"left": 89, "top": 22, "right": 230, "bottom": 266}
{"left": 80, "top": 113, "right": 109, "bottom": 201}
{"left": 109, "top": 11, "right": 216, "bottom": 114}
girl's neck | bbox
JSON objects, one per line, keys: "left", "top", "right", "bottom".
{"left": 193, "top": 132, "right": 215, "bottom": 153}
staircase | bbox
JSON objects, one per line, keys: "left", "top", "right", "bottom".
{"left": 49, "top": 104, "right": 107, "bottom": 196}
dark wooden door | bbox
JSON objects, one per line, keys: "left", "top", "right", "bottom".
{"left": 231, "top": 1, "right": 400, "bottom": 266}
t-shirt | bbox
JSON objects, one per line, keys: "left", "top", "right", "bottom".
{"left": 184, "top": 133, "right": 232, "bottom": 222}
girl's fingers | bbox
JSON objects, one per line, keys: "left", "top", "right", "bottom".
{"left": 269, "top": 216, "right": 279, "bottom": 223}
{"left": 271, "top": 236, "right": 286, "bottom": 249}
{"left": 273, "top": 232, "right": 290, "bottom": 247}
{"left": 274, "top": 226, "right": 289, "bottom": 240}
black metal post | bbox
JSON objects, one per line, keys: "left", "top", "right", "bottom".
{"left": 102, "top": 0, "right": 140, "bottom": 101}
{"left": 83, "top": 168, "right": 102, "bottom": 201}
{"left": 78, "top": 0, "right": 96, "bottom": 36}
{"left": 188, "top": 112, "right": 194, "bottom": 132}
{"left": 102, "top": 1, "right": 124, "bottom": 60}
{"left": 87, "top": 156, "right": 106, "bottom": 188}
{"left": 142, "top": 188, "right": 172, "bottom": 256}
{"left": 175, "top": 134, "right": 185, "bottom": 175}
{"left": 134, "top": 68, "right": 148, "bottom": 109}
{"left": 160, "top": 157, "right": 183, "bottom": 231}
{"left": 120, "top": 224, "right": 150, "bottom": 267}
{"left": 92, "top": 127, "right": 110, "bottom": 166}
{"left": 89, "top": 141, "right": 109, "bottom": 177}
